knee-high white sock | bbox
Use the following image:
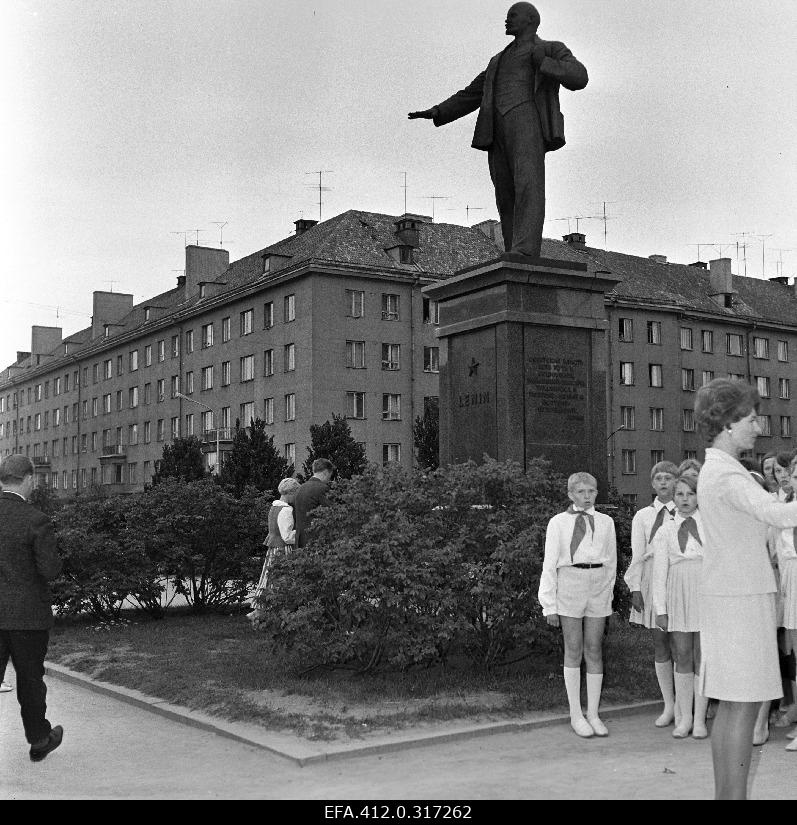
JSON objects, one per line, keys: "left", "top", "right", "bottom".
{"left": 586, "top": 672, "right": 603, "bottom": 719}
{"left": 692, "top": 675, "right": 709, "bottom": 738}
{"left": 563, "top": 666, "right": 584, "bottom": 721}
{"left": 672, "top": 671, "right": 694, "bottom": 738}
{"left": 654, "top": 660, "right": 675, "bottom": 726}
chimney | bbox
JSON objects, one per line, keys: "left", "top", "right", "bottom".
{"left": 91, "top": 291, "right": 134, "bottom": 339}
{"left": 31, "top": 326, "right": 62, "bottom": 361}
{"left": 185, "top": 245, "right": 229, "bottom": 298}
{"left": 475, "top": 219, "right": 505, "bottom": 251}
{"left": 294, "top": 218, "right": 318, "bottom": 235}
{"left": 690, "top": 261, "right": 708, "bottom": 270}
{"left": 394, "top": 215, "right": 422, "bottom": 249}
{"left": 708, "top": 258, "right": 735, "bottom": 309}
{"left": 177, "top": 274, "right": 187, "bottom": 288}
{"left": 769, "top": 276, "right": 789, "bottom": 286}
{"left": 563, "top": 232, "right": 586, "bottom": 249}
{"left": 649, "top": 254, "right": 667, "bottom": 264}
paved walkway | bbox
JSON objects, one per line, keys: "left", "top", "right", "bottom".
{"left": 1, "top": 670, "right": 795, "bottom": 800}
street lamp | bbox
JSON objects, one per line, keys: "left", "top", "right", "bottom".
{"left": 607, "top": 424, "right": 626, "bottom": 489}
{"left": 175, "top": 392, "right": 220, "bottom": 475}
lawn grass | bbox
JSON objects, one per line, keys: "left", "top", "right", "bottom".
{"left": 48, "top": 609, "right": 659, "bottom": 741}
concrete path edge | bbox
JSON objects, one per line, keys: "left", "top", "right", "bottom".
{"left": 44, "top": 660, "right": 662, "bottom": 768}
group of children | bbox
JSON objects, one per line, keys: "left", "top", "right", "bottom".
{"left": 538, "top": 459, "right": 797, "bottom": 747}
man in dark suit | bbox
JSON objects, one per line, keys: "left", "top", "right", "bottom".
{"left": 0, "top": 455, "right": 64, "bottom": 762}
{"left": 293, "top": 458, "right": 334, "bottom": 548}
{"left": 409, "top": 2, "right": 588, "bottom": 260}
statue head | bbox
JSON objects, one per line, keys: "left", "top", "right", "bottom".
{"left": 505, "top": 2, "right": 540, "bottom": 36}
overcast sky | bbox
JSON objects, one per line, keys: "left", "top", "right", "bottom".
{"left": 2, "top": 0, "right": 796, "bottom": 368}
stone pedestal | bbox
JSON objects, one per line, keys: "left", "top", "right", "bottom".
{"left": 423, "top": 257, "right": 621, "bottom": 497}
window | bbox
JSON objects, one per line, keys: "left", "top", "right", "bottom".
{"left": 185, "top": 330, "right": 194, "bottom": 354}
{"left": 144, "top": 307, "right": 151, "bottom": 322}
{"left": 221, "top": 361, "right": 231, "bottom": 386}
{"left": 92, "top": 363, "right": 99, "bottom": 384}
{"left": 263, "top": 302, "right": 274, "bottom": 329}
{"left": 619, "top": 362, "right": 634, "bottom": 385}
{"left": 54, "top": 408, "right": 61, "bottom": 427}
{"left": 346, "top": 340, "right": 365, "bottom": 369}
{"left": 65, "top": 373, "right": 71, "bottom": 392}
{"left": 201, "top": 366, "right": 214, "bottom": 391}
{"left": 81, "top": 399, "right": 88, "bottom": 420}
{"left": 240, "top": 355, "right": 255, "bottom": 382}
{"left": 116, "top": 390, "right": 123, "bottom": 411}
{"left": 620, "top": 406, "right": 635, "bottom": 430}
{"left": 157, "top": 379, "right": 165, "bottom": 402}
{"left": 651, "top": 450, "right": 665, "bottom": 466}
{"left": 702, "top": 370, "right": 715, "bottom": 387}
{"left": 170, "top": 375, "right": 180, "bottom": 398}
{"left": 382, "top": 293, "right": 400, "bottom": 321}
{"left": 127, "top": 463, "right": 137, "bottom": 485}
{"left": 264, "top": 349, "right": 274, "bottom": 377}
{"left": 778, "top": 340, "right": 789, "bottom": 362}
{"left": 157, "top": 340, "right": 165, "bottom": 362}
{"left": 284, "top": 443, "right": 296, "bottom": 468}
{"left": 128, "top": 423, "right": 138, "bottom": 445}
{"left": 284, "top": 294, "right": 296, "bottom": 323}
{"left": 221, "top": 316, "right": 231, "bottom": 342}
{"left": 285, "top": 393, "right": 296, "bottom": 421}
{"left": 34, "top": 413, "right": 41, "bottom": 431}
{"left": 649, "top": 364, "right": 663, "bottom": 388}
{"left": 201, "top": 411, "right": 213, "bottom": 434}
{"left": 780, "top": 378, "right": 791, "bottom": 400}
{"left": 727, "top": 333, "right": 744, "bottom": 356}
{"left": 143, "top": 421, "right": 151, "bottom": 444}
{"left": 347, "top": 289, "right": 365, "bottom": 318}
{"left": 221, "top": 407, "right": 231, "bottom": 431}
{"left": 753, "top": 337, "right": 769, "bottom": 359}
{"left": 781, "top": 416, "right": 792, "bottom": 438}
{"left": 759, "top": 415, "right": 772, "bottom": 437}
{"left": 284, "top": 344, "right": 296, "bottom": 372}
{"left": 44, "top": 381, "right": 50, "bottom": 399}
{"left": 422, "top": 298, "right": 439, "bottom": 325}
{"left": 171, "top": 417, "right": 180, "bottom": 439}
{"left": 129, "top": 350, "right": 138, "bottom": 371}
{"left": 382, "top": 343, "right": 400, "bottom": 371}
{"left": 647, "top": 321, "right": 662, "bottom": 345}
{"left": 184, "top": 414, "right": 194, "bottom": 437}
{"left": 92, "top": 397, "right": 98, "bottom": 417}
{"left": 263, "top": 398, "right": 274, "bottom": 426}
{"left": 144, "top": 344, "right": 152, "bottom": 367}
{"left": 103, "top": 394, "right": 111, "bottom": 414}
{"left": 382, "top": 393, "right": 401, "bottom": 420}
{"left": 728, "top": 372, "right": 746, "bottom": 381}
{"left": 622, "top": 450, "right": 637, "bottom": 474}
{"left": 649, "top": 408, "right": 664, "bottom": 431}
{"left": 54, "top": 377, "right": 61, "bottom": 396}
{"left": 185, "top": 371, "right": 194, "bottom": 395}
{"left": 424, "top": 347, "right": 440, "bottom": 373}
{"left": 240, "top": 402, "right": 254, "bottom": 427}
{"left": 680, "top": 328, "right": 693, "bottom": 351}
{"left": 683, "top": 409, "right": 696, "bottom": 432}
{"left": 156, "top": 419, "right": 165, "bottom": 442}
{"left": 143, "top": 383, "right": 151, "bottom": 405}
{"left": 681, "top": 368, "right": 695, "bottom": 392}
{"left": 201, "top": 323, "right": 214, "bottom": 349}
{"left": 756, "top": 376, "right": 771, "bottom": 398}
{"left": 383, "top": 444, "right": 401, "bottom": 465}
{"left": 240, "top": 309, "right": 254, "bottom": 336}
{"left": 347, "top": 391, "right": 366, "bottom": 419}
{"left": 697, "top": 330, "right": 712, "bottom": 354}
{"left": 103, "top": 359, "right": 113, "bottom": 380}
{"left": 618, "top": 318, "right": 634, "bottom": 342}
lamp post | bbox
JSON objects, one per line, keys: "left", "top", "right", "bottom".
{"left": 606, "top": 424, "right": 625, "bottom": 490}
{"left": 175, "top": 392, "right": 220, "bottom": 475}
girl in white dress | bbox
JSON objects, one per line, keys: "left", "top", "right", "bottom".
{"left": 652, "top": 474, "right": 708, "bottom": 739}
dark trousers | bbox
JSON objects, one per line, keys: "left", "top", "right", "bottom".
{"left": 0, "top": 629, "right": 52, "bottom": 744}
{"left": 488, "top": 100, "right": 546, "bottom": 258}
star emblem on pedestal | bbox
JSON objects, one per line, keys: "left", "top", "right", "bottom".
{"left": 468, "top": 358, "right": 480, "bottom": 377}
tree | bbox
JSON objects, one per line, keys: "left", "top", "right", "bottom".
{"left": 220, "top": 417, "right": 291, "bottom": 497}
{"left": 413, "top": 401, "right": 439, "bottom": 470}
{"left": 301, "top": 413, "right": 367, "bottom": 480}
{"left": 153, "top": 436, "right": 207, "bottom": 485}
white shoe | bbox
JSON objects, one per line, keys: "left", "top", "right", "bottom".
{"left": 673, "top": 719, "right": 692, "bottom": 739}
{"left": 692, "top": 722, "right": 709, "bottom": 740}
{"left": 655, "top": 708, "right": 675, "bottom": 727}
{"left": 786, "top": 725, "right": 797, "bottom": 740}
{"left": 570, "top": 716, "right": 595, "bottom": 738}
{"left": 786, "top": 737, "right": 797, "bottom": 752}
{"left": 0, "top": 682, "right": 13, "bottom": 693}
{"left": 586, "top": 715, "right": 608, "bottom": 737}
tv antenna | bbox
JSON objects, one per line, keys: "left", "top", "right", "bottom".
{"left": 190, "top": 229, "right": 206, "bottom": 246}
{"left": 103, "top": 280, "right": 117, "bottom": 293}
{"left": 466, "top": 205, "right": 484, "bottom": 223}
{"left": 688, "top": 243, "right": 720, "bottom": 263}
{"left": 552, "top": 214, "right": 601, "bottom": 234}
{"left": 753, "top": 233, "right": 773, "bottom": 278}
{"left": 732, "top": 233, "right": 757, "bottom": 277}
{"left": 421, "top": 195, "right": 450, "bottom": 222}
{"left": 401, "top": 173, "right": 409, "bottom": 215}
{"left": 210, "top": 221, "right": 229, "bottom": 248}
{"left": 306, "top": 170, "right": 333, "bottom": 221}
{"left": 171, "top": 230, "right": 191, "bottom": 247}
{"left": 772, "top": 248, "right": 796, "bottom": 278}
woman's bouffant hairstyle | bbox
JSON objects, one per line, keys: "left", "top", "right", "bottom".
{"left": 694, "top": 378, "right": 760, "bottom": 444}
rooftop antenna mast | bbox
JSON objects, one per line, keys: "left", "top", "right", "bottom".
{"left": 401, "top": 173, "right": 409, "bottom": 215}
{"left": 772, "top": 248, "right": 796, "bottom": 278}
{"left": 171, "top": 230, "right": 191, "bottom": 247}
{"left": 688, "top": 243, "right": 719, "bottom": 263}
{"left": 732, "top": 233, "right": 756, "bottom": 277}
{"left": 190, "top": 229, "right": 206, "bottom": 246}
{"left": 210, "top": 221, "right": 229, "bottom": 248}
{"left": 421, "top": 195, "right": 450, "bottom": 222}
{"left": 103, "top": 280, "right": 117, "bottom": 293}
{"left": 306, "top": 170, "right": 333, "bottom": 221}
{"left": 753, "top": 233, "right": 773, "bottom": 278}
{"left": 466, "top": 205, "right": 484, "bottom": 223}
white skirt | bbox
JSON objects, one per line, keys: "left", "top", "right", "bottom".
{"left": 781, "top": 557, "right": 797, "bottom": 630}
{"left": 699, "top": 592, "right": 783, "bottom": 702}
{"left": 666, "top": 558, "right": 702, "bottom": 633}
{"left": 628, "top": 556, "right": 658, "bottom": 629}
{"left": 556, "top": 565, "right": 613, "bottom": 619}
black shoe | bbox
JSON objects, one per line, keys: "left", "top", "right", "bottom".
{"left": 29, "top": 725, "right": 63, "bottom": 762}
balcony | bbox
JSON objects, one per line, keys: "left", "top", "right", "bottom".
{"left": 100, "top": 444, "right": 127, "bottom": 462}
{"left": 32, "top": 455, "right": 51, "bottom": 467}
{"left": 199, "top": 428, "right": 234, "bottom": 450}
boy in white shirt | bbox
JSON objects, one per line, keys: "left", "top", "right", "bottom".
{"left": 538, "top": 472, "right": 617, "bottom": 738}
{"left": 624, "top": 460, "right": 678, "bottom": 726}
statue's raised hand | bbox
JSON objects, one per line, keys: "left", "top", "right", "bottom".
{"left": 408, "top": 108, "right": 438, "bottom": 120}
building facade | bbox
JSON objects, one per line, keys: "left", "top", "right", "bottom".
{"left": 2, "top": 212, "right": 796, "bottom": 503}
